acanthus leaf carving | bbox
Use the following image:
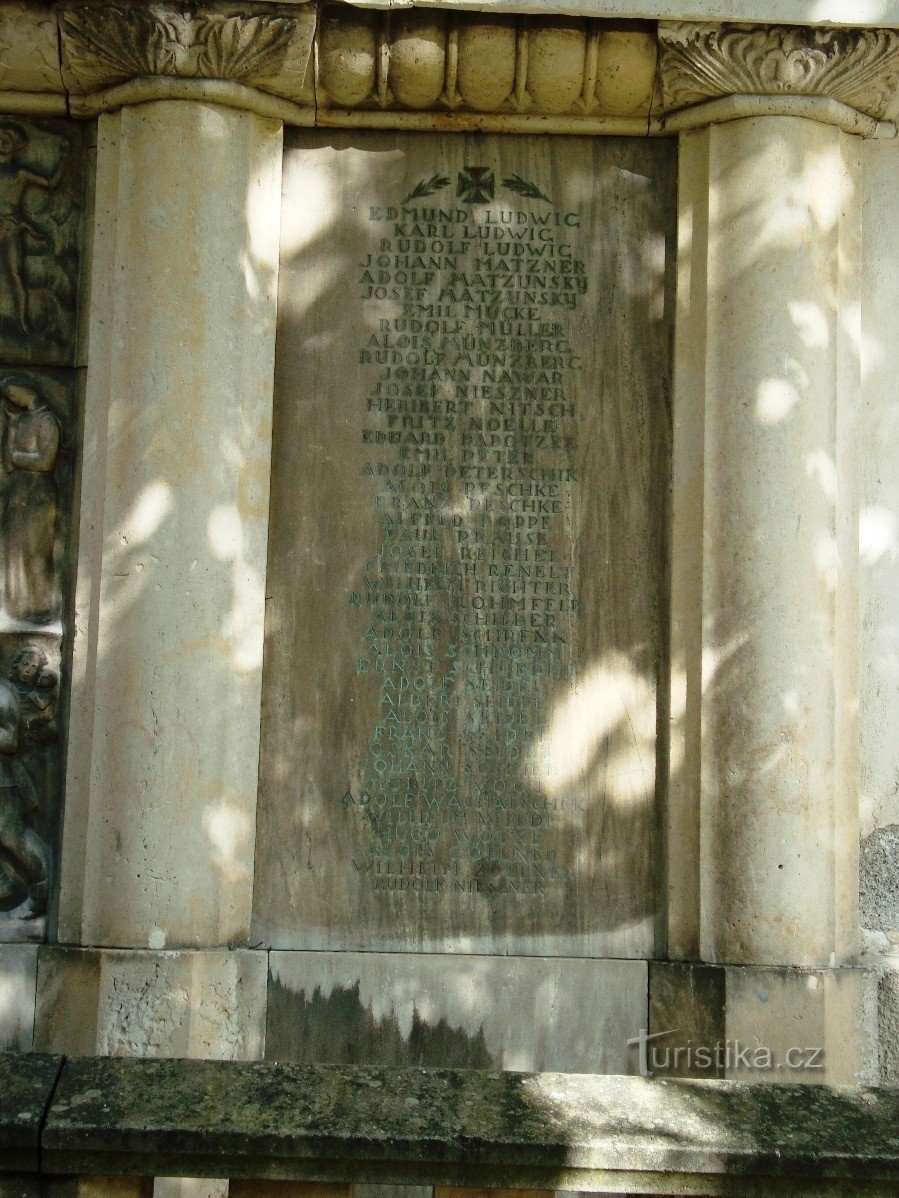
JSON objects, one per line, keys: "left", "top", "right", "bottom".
{"left": 58, "top": 2, "right": 313, "bottom": 104}
{"left": 59, "top": 7, "right": 178, "bottom": 86}
{"left": 659, "top": 23, "right": 899, "bottom": 119}
{"left": 192, "top": 13, "right": 296, "bottom": 81}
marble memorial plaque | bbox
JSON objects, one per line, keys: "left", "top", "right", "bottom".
{"left": 254, "top": 132, "right": 675, "bottom": 956}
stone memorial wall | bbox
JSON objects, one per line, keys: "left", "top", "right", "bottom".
{"left": 0, "top": 0, "right": 894, "bottom": 1093}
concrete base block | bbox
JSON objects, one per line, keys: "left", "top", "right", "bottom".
{"left": 267, "top": 951, "right": 647, "bottom": 1074}
{"left": 33, "top": 947, "right": 267, "bottom": 1059}
{"left": 649, "top": 962, "right": 877, "bottom": 1085}
{"left": 0, "top": 943, "right": 38, "bottom": 1051}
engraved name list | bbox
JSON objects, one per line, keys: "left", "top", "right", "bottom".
{"left": 345, "top": 169, "right": 588, "bottom": 899}
{"left": 257, "top": 132, "right": 673, "bottom": 955}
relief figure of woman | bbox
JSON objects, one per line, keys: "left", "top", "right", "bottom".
{"left": 0, "top": 374, "right": 60, "bottom": 623}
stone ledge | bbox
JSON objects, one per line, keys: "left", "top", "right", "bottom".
{"left": 325, "top": 0, "right": 899, "bottom": 28}
{"left": 30, "top": 1056, "right": 899, "bottom": 1193}
{"left": 0, "top": 1053, "right": 63, "bottom": 1173}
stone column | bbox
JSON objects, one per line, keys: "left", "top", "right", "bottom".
{"left": 670, "top": 114, "right": 861, "bottom": 969}
{"left": 58, "top": 99, "right": 282, "bottom": 952}
{"left": 655, "top": 20, "right": 895, "bottom": 1083}
{"left": 33, "top": 98, "right": 281, "bottom": 1068}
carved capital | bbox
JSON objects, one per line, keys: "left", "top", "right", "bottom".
{"left": 57, "top": 0, "right": 316, "bottom": 105}
{"left": 658, "top": 22, "right": 899, "bottom": 119}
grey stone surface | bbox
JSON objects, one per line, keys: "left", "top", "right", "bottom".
{"left": 39, "top": 1056, "right": 899, "bottom": 1192}
{"left": 57, "top": 102, "right": 281, "bottom": 953}
{"left": 0, "top": 1051, "right": 61, "bottom": 1172}
{"left": 266, "top": 951, "right": 646, "bottom": 1073}
{"left": 340, "top": 0, "right": 899, "bottom": 25}
{"left": 254, "top": 130, "right": 675, "bottom": 958}
{"left": 230, "top": 1186, "right": 348, "bottom": 1198}
{"left": 861, "top": 825, "right": 899, "bottom": 933}
{"left": 0, "top": 944, "right": 37, "bottom": 1050}
{"left": 154, "top": 1181, "right": 224, "bottom": 1198}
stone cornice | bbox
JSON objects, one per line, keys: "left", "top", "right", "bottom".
{"left": 0, "top": 1, "right": 894, "bottom": 136}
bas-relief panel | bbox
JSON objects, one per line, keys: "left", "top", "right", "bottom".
{"left": 0, "top": 117, "right": 85, "bottom": 945}
{"left": 0, "top": 371, "right": 77, "bottom": 943}
{"left": 254, "top": 132, "right": 675, "bottom": 957}
{"left": 0, "top": 119, "right": 84, "bottom": 366}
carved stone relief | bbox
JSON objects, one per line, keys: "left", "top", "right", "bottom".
{"left": 0, "top": 2, "right": 64, "bottom": 96}
{"left": 58, "top": 1, "right": 316, "bottom": 106}
{"left": 315, "top": 6, "right": 658, "bottom": 118}
{"left": 0, "top": 2, "right": 886, "bottom": 134}
{"left": 0, "top": 371, "right": 66, "bottom": 627}
{"left": 0, "top": 368, "right": 75, "bottom": 942}
{"left": 658, "top": 23, "right": 899, "bottom": 119}
{"left": 0, "top": 637, "right": 59, "bottom": 925}
{"left": 0, "top": 122, "right": 83, "bottom": 948}
{"left": 0, "top": 119, "right": 84, "bottom": 365}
